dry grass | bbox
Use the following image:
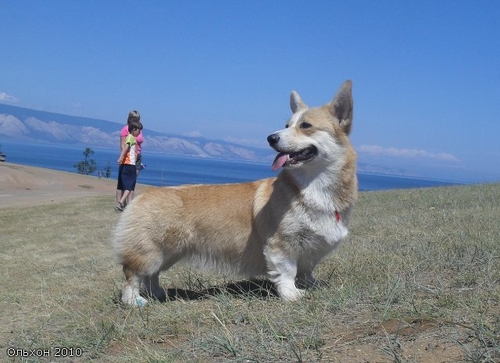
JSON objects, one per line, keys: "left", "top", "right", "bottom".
{"left": 1, "top": 184, "right": 499, "bottom": 362}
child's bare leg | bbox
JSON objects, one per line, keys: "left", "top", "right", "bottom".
{"left": 116, "top": 189, "right": 122, "bottom": 204}
{"left": 119, "top": 190, "right": 131, "bottom": 206}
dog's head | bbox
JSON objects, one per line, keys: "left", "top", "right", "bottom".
{"left": 268, "top": 80, "right": 354, "bottom": 171}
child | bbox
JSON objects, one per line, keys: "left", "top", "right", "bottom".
{"left": 115, "top": 119, "right": 143, "bottom": 211}
{"left": 116, "top": 110, "right": 144, "bottom": 204}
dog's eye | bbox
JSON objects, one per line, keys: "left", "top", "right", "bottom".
{"left": 300, "top": 122, "right": 312, "bottom": 129}
{"left": 285, "top": 123, "right": 289, "bottom": 128}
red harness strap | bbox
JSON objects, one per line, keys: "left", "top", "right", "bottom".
{"left": 335, "top": 210, "right": 341, "bottom": 222}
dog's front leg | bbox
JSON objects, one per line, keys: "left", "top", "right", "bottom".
{"left": 265, "top": 251, "right": 305, "bottom": 301}
{"left": 296, "top": 273, "right": 320, "bottom": 289}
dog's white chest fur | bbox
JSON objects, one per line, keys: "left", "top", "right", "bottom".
{"left": 310, "top": 210, "right": 348, "bottom": 244}
{"left": 285, "top": 192, "right": 349, "bottom": 248}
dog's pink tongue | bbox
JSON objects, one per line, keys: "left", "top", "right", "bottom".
{"left": 272, "top": 153, "right": 289, "bottom": 171}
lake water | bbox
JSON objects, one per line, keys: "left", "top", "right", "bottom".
{"left": 0, "top": 141, "right": 462, "bottom": 191}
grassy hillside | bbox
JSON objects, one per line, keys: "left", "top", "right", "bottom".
{"left": 1, "top": 184, "right": 499, "bottom": 362}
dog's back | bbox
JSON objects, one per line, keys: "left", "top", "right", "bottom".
{"left": 113, "top": 180, "right": 269, "bottom": 277}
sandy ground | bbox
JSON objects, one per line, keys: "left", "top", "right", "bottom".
{"left": 0, "top": 162, "right": 147, "bottom": 209}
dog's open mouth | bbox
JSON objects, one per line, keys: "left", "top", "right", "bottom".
{"left": 271, "top": 146, "right": 318, "bottom": 171}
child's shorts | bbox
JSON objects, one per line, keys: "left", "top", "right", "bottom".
{"left": 120, "top": 164, "right": 137, "bottom": 191}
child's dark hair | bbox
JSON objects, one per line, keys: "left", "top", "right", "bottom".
{"left": 128, "top": 120, "right": 143, "bottom": 133}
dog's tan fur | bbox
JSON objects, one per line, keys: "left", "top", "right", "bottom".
{"left": 113, "top": 80, "right": 357, "bottom": 305}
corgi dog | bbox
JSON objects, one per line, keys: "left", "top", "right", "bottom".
{"left": 112, "top": 80, "right": 357, "bottom": 306}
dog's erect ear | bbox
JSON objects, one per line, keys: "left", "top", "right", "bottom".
{"left": 329, "top": 80, "right": 354, "bottom": 135}
{"left": 290, "top": 91, "right": 308, "bottom": 113}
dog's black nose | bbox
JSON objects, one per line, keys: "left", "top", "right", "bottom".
{"left": 267, "top": 133, "right": 280, "bottom": 146}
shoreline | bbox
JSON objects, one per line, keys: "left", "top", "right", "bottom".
{"left": 0, "top": 162, "right": 147, "bottom": 209}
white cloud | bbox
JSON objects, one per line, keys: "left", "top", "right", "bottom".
{"left": 0, "top": 92, "right": 19, "bottom": 103}
{"left": 358, "top": 144, "right": 460, "bottom": 163}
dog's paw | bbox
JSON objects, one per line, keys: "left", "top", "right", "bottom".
{"left": 135, "top": 296, "right": 148, "bottom": 307}
{"left": 279, "top": 287, "right": 305, "bottom": 301}
{"left": 122, "top": 291, "right": 148, "bottom": 307}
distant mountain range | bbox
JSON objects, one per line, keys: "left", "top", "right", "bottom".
{"left": 0, "top": 103, "right": 411, "bottom": 178}
{"left": 0, "top": 104, "right": 273, "bottom": 162}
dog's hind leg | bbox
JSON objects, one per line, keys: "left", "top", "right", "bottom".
{"left": 121, "top": 266, "right": 148, "bottom": 307}
{"left": 143, "top": 272, "right": 167, "bottom": 302}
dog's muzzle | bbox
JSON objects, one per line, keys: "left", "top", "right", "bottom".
{"left": 267, "top": 133, "right": 280, "bottom": 148}
{"left": 267, "top": 132, "right": 318, "bottom": 171}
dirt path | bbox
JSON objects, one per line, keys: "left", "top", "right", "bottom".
{"left": 0, "top": 162, "right": 147, "bottom": 208}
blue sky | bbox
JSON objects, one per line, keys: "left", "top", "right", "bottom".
{"left": 1, "top": 1, "right": 499, "bottom": 183}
